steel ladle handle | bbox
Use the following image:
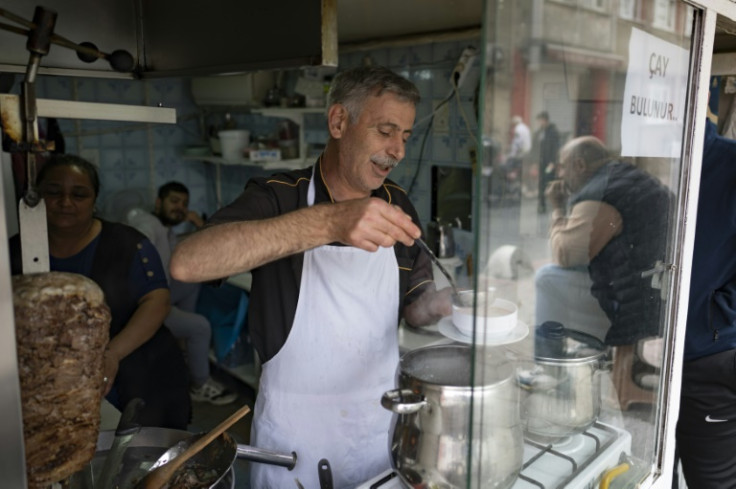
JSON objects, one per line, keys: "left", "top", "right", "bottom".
{"left": 415, "top": 238, "right": 460, "bottom": 299}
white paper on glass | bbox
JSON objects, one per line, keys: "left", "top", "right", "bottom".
{"left": 621, "top": 27, "right": 690, "bottom": 158}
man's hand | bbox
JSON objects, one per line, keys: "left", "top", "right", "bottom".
{"left": 327, "top": 198, "right": 421, "bottom": 251}
{"left": 545, "top": 179, "right": 568, "bottom": 211}
{"left": 185, "top": 210, "right": 205, "bottom": 229}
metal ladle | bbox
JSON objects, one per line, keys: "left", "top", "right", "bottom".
{"left": 415, "top": 238, "right": 468, "bottom": 305}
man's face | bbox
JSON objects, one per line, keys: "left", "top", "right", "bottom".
{"left": 156, "top": 190, "right": 189, "bottom": 226}
{"left": 334, "top": 93, "right": 416, "bottom": 197}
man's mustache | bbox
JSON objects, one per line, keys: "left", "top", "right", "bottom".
{"left": 372, "top": 155, "right": 399, "bottom": 169}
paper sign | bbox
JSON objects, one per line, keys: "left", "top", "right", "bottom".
{"left": 621, "top": 27, "right": 690, "bottom": 158}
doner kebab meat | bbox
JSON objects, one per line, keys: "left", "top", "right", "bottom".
{"left": 13, "top": 272, "right": 111, "bottom": 488}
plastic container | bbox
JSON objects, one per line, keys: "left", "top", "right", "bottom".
{"left": 218, "top": 129, "right": 250, "bottom": 162}
{"left": 278, "top": 139, "right": 298, "bottom": 159}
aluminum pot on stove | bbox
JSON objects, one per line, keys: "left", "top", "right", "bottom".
{"left": 519, "top": 322, "right": 611, "bottom": 442}
{"left": 381, "top": 344, "right": 523, "bottom": 489}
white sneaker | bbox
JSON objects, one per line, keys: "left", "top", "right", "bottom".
{"left": 190, "top": 378, "right": 238, "bottom": 405}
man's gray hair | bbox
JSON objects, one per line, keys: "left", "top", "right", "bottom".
{"left": 568, "top": 136, "right": 611, "bottom": 165}
{"left": 560, "top": 135, "right": 613, "bottom": 176}
{"left": 327, "top": 66, "right": 420, "bottom": 122}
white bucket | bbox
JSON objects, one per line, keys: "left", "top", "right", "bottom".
{"left": 218, "top": 129, "right": 250, "bottom": 162}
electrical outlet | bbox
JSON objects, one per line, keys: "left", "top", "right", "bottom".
{"left": 451, "top": 46, "right": 478, "bottom": 89}
{"left": 434, "top": 100, "right": 450, "bottom": 133}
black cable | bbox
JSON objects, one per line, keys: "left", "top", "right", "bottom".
{"left": 407, "top": 114, "right": 433, "bottom": 197}
{"left": 407, "top": 91, "right": 455, "bottom": 196}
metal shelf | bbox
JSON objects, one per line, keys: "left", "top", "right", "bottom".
{"left": 251, "top": 106, "right": 325, "bottom": 117}
{"left": 182, "top": 107, "right": 323, "bottom": 207}
{"left": 180, "top": 155, "right": 312, "bottom": 208}
{"left": 180, "top": 154, "right": 311, "bottom": 171}
{"left": 251, "top": 106, "right": 325, "bottom": 169}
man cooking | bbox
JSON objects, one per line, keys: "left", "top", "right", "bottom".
{"left": 170, "top": 65, "right": 452, "bottom": 488}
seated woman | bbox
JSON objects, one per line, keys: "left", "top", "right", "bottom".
{"left": 10, "top": 154, "right": 191, "bottom": 429}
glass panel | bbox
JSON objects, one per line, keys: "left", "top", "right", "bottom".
{"left": 470, "top": 0, "right": 696, "bottom": 487}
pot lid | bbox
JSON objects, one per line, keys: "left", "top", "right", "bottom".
{"left": 534, "top": 321, "right": 606, "bottom": 363}
{"left": 401, "top": 344, "right": 512, "bottom": 387}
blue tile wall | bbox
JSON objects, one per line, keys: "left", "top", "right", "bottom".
{"left": 27, "top": 39, "right": 480, "bottom": 231}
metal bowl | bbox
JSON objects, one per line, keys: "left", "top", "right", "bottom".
{"left": 66, "top": 427, "right": 236, "bottom": 489}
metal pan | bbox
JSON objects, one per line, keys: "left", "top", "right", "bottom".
{"left": 66, "top": 428, "right": 234, "bottom": 489}
{"left": 68, "top": 427, "right": 297, "bottom": 489}
{"left": 143, "top": 432, "right": 297, "bottom": 489}
{"left": 97, "top": 398, "right": 145, "bottom": 489}
{"left": 140, "top": 431, "right": 238, "bottom": 489}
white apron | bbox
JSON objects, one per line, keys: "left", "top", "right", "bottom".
{"left": 250, "top": 172, "right": 400, "bottom": 489}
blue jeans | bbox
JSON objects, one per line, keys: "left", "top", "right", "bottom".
{"left": 534, "top": 263, "right": 610, "bottom": 342}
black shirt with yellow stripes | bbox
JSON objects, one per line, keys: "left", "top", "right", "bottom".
{"left": 208, "top": 160, "right": 434, "bottom": 363}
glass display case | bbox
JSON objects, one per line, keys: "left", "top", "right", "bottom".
{"left": 3, "top": 2, "right": 736, "bottom": 489}
{"left": 465, "top": 1, "right": 715, "bottom": 488}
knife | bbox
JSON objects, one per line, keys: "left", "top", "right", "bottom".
{"left": 318, "top": 458, "right": 333, "bottom": 489}
{"left": 97, "top": 397, "right": 145, "bottom": 489}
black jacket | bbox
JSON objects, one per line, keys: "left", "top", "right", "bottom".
{"left": 208, "top": 160, "right": 434, "bottom": 363}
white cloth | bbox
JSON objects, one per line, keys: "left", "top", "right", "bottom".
{"left": 250, "top": 173, "right": 400, "bottom": 489}
{"left": 125, "top": 208, "right": 175, "bottom": 281}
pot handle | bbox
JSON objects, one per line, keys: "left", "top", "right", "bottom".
{"left": 598, "top": 358, "right": 613, "bottom": 372}
{"left": 381, "top": 389, "right": 427, "bottom": 414}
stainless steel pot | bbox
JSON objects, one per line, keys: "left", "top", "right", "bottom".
{"left": 381, "top": 344, "right": 523, "bottom": 489}
{"left": 519, "top": 322, "right": 610, "bottom": 441}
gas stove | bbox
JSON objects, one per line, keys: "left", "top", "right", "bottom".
{"left": 357, "top": 421, "right": 632, "bottom": 489}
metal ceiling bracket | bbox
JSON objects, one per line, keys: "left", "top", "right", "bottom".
{"left": 16, "top": 7, "right": 57, "bottom": 275}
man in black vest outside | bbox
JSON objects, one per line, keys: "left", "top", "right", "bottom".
{"left": 534, "top": 135, "right": 671, "bottom": 346}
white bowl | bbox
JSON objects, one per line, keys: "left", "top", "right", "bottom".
{"left": 452, "top": 294, "right": 518, "bottom": 338}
